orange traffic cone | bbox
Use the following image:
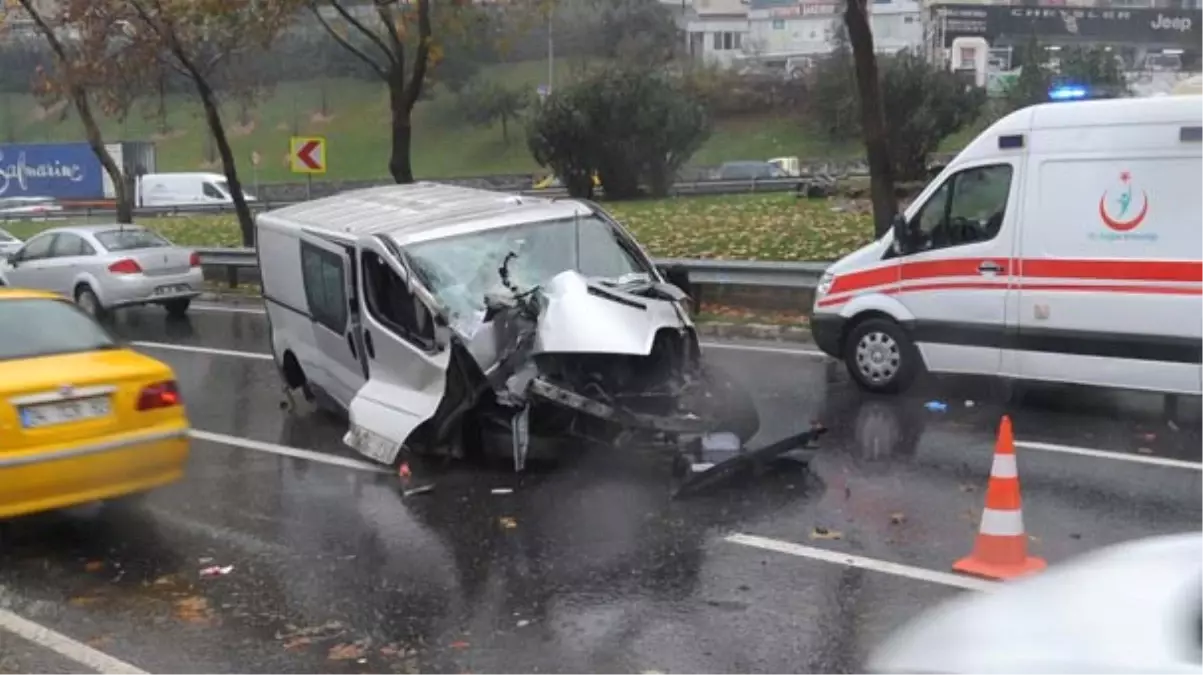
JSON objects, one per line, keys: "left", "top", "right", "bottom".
{"left": 953, "top": 415, "right": 1047, "bottom": 581}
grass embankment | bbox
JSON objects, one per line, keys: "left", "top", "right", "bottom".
{"left": 4, "top": 60, "right": 856, "bottom": 183}
{"left": 3, "top": 192, "right": 877, "bottom": 262}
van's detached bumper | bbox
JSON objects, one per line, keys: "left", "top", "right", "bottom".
{"left": 809, "top": 313, "right": 844, "bottom": 358}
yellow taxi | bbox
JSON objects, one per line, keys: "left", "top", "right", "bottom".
{"left": 0, "top": 288, "right": 190, "bottom": 518}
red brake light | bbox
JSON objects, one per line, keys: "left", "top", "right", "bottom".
{"left": 189, "top": 251, "right": 201, "bottom": 268}
{"left": 108, "top": 258, "right": 142, "bottom": 274}
{"left": 136, "top": 381, "right": 181, "bottom": 410}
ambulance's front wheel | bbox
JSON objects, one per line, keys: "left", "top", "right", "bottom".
{"left": 843, "top": 317, "right": 920, "bottom": 394}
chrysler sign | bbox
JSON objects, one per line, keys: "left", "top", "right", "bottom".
{"left": 932, "top": 5, "right": 1202, "bottom": 47}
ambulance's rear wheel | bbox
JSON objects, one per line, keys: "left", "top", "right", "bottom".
{"left": 843, "top": 317, "right": 919, "bottom": 394}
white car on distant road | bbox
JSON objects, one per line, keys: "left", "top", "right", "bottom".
{"left": 869, "top": 532, "right": 1203, "bottom": 674}
{"left": 0, "top": 196, "right": 64, "bottom": 220}
{"left": 0, "top": 224, "right": 203, "bottom": 318}
{"left": 0, "top": 227, "right": 21, "bottom": 259}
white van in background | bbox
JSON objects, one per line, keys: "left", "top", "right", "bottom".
{"left": 136, "top": 172, "right": 257, "bottom": 208}
{"left": 810, "top": 95, "right": 1202, "bottom": 396}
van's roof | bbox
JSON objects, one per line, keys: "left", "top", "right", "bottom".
{"left": 256, "top": 182, "right": 590, "bottom": 246}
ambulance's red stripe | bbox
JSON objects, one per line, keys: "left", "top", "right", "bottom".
{"left": 825, "top": 258, "right": 1203, "bottom": 297}
{"left": 816, "top": 279, "right": 1202, "bottom": 308}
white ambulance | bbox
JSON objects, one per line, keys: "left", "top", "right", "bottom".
{"left": 810, "top": 95, "right": 1202, "bottom": 396}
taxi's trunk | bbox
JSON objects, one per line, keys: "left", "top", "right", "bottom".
{"left": 125, "top": 247, "right": 192, "bottom": 277}
{"left": 0, "top": 351, "right": 173, "bottom": 452}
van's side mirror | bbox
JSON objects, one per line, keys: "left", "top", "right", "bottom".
{"left": 658, "top": 264, "right": 691, "bottom": 295}
{"left": 891, "top": 213, "right": 909, "bottom": 254}
{"left": 6, "top": 253, "right": 18, "bottom": 268}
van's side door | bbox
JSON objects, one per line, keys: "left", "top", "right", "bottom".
{"left": 344, "top": 236, "right": 450, "bottom": 465}
{"left": 895, "top": 159, "right": 1021, "bottom": 376}
{"left": 298, "top": 234, "right": 366, "bottom": 409}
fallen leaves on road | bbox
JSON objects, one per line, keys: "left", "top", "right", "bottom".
{"left": 328, "top": 642, "right": 369, "bottom": 661}
{"left": 173, "top": 596, "right": 213, "bottom": 625}
{"left": 889, "top": 512, "right": 906, "bottom": 525}
{"left": 275, "top": 620, "right": 346, "bottom": 642}
{"left": 498, "top": 517, "right": 518, "bottom": 530}
{"left": 283, "top": 637, "right": 312, "bottom": 651}
{"left": 449, "top": 640, "right": 471, "bottom": 650}
{"left": 810, "top": 526, "right": 843, "bottom": 540}
{"left": 1137, "top": 447, "right": 1155, "bottom": 455}
{"left": 84, "top": 561, "right": 105, "bottom": 572}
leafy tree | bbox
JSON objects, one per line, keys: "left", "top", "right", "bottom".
{"left": 802, "top": 19, "right": 859, "bottom": 141}
{"left": 457, "top": 79, "right": 531, "bottom": 144}
{"left": 880, "top": 50, "right": 986, "bottom": 181}
{"left": 527, "top": 65, "right": 709, "bottom": 199}
{"left": 843, "top": 0, "right": 895, "bottom": 237}
{"left": 95, "top": 0, "right": 302, "bottom": 246}
{"left": 1058, "top": 45, "right": 1128, "bottom": 96}
{"left": 16, "top": 0, "right": 137, "bottom": 222}
{"left": 588, "top": 0, "right": 680, "bottom": 62}
{"left": 1005, "top": 35, "right": 1054, "bottom": 111}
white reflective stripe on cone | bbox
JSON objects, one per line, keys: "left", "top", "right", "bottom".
{"left": 979, "top": 507, "right": 1026, "bottom": 537}
{"left": 990, "top": 453, "right": 1018, "bottom": 479}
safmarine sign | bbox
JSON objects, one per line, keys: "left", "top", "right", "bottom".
{"left": 932, "top": 4, "right": 1201, "bottom": 47}
{"left": 0, "top": 143, "right": 104, "bottom": 200}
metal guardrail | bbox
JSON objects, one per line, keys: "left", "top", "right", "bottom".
{"left": 195, "top": 248, "right": 829, "bottom": 291}
{"left": 0, "top": 177, "right": 838, "bottom": 224}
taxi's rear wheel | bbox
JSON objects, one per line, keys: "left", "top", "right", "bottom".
{"left": 74, "top": 284, "right": 108, "bottom": 321}
{"left": 843, "top": 317, "right": 920, "bottom": 394}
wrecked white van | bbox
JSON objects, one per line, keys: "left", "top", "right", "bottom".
{"left": 255, "top": 183, "right": 762, "bottom": 472}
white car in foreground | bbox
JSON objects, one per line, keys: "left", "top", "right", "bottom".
{"left": 868, "top": 532, "right": 1203, "bottom": 673}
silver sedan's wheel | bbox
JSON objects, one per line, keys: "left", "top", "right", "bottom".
{"left": 75, "top": 285, "right": 106, "bottom": 320}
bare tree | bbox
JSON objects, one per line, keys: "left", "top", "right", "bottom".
{"left": 308, "top": 0, "right": 436, "bottom": 183}
{"left": 843, "top": 0, "right": 896, "bottom": 237}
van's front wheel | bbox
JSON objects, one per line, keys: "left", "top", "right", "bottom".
{"left": 843, "top": 317, "right": 920, "bottom": 394}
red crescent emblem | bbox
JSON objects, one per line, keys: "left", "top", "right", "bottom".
{"left": 1098, "top": 190, "right": 1149, "bottom": 232}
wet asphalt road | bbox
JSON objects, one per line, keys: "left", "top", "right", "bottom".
{"left": 1, "top": 303, "right": 1201, "bottom": 673}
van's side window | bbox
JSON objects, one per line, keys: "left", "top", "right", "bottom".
{"left": 300, "top": 242, "right": 347, "bottom": 332}
{"left": 362, "top": 251, "right": 436, "bottom": 350}
{"left": 202, "top": 182, "right": 224, "bottom": 199}
{"left": 905, "top": 164, "right": 1013, "bottom": 253}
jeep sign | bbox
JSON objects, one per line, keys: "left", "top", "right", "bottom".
{"left": 932, "top": 4, "right": 1201, "bottom": 47}
{"left": 1151, "top": 13, "right": 1192, "bottom": 32}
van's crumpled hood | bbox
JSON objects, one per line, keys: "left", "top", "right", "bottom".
{"left": 533, "top": 270, "right": 693, "bottom": 356}
{"left": 460, "top": 269, "right": 694, "bottom": 372}
{"left": 867, "top": 532, "right": 1203, "bottom": 674}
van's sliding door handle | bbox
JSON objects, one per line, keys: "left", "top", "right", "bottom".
{"left": 978, "top": 261, "right": 1004, "bottom": 275}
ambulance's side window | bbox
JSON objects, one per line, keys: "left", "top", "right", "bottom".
{"left": 905, "top": 164, "right": 1013, "bottom": 254}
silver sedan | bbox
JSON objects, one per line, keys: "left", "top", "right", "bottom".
{"left": 0, "top": 224, "right": 204, "bottom": 318}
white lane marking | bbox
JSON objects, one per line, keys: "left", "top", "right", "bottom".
{"left": 191, "top": 303, "right": 265, "bottom": 315}
{"left": 701, "top": 341, "right": 826, "bottom": 358}
{"left": 1015, "top": 440, "right": 1202, "bottom": 471}
{"left": 130, "top": 341, "right": 274, "bottom": 361}
{"left": 0, "top": 605, "right": 148, "bottom": 674}
{"left": 190, "top": 429, "right": 388, "bottom": 474}
{"left": 725, "top": 533, "right": 996, "bottom": 592}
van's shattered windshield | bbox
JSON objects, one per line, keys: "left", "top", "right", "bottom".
{"left": 403, "top": 214, "right": 651, "bottom": 319}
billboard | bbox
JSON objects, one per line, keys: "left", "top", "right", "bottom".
{"left": 0, "top": 142, "right": 105, "bottom": 200}
{"left": 932, "top": 5, "right": 1202, "bottom": 48}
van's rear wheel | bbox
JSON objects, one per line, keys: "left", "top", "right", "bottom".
{"left": 843, "top": 317, "right": 920, "bottom": 394}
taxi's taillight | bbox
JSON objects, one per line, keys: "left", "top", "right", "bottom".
{"left": 137, "top": 381, "right": 181, "bottom": 410}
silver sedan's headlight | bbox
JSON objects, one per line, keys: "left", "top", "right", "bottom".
{"left": 816, "top": 271, "right": 835, "bottom": 296}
